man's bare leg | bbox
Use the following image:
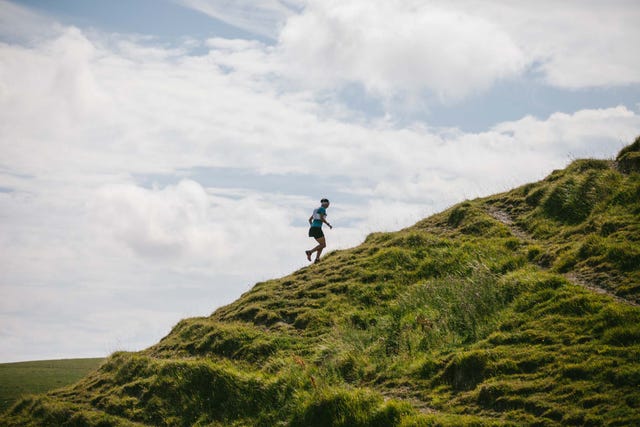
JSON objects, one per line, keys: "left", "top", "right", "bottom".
{"left": 313, "top": 237, "right": 326, "bottom": 263}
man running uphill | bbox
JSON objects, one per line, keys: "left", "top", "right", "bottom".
{"left": 306, "top": 198, "right": 332, "bottom": 263}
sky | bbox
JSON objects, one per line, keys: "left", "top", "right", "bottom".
{"left": 1, "top": 0, "right": 639, "bottom": 363}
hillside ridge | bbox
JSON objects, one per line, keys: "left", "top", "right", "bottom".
{"left": 2, "top": 138, "right": 640, "bottom": 426}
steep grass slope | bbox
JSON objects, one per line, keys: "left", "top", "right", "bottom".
{"left": 3, "top": 138, "right": 640, "bottom": 426}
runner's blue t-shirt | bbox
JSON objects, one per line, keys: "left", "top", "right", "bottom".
{"left": 311, "top": 207, "right": 326, "bottom": 228}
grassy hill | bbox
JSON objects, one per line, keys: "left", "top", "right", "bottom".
{"left": 3, "top": 138, "right": 640, "bottom": 426}
{"left": 0, "top": 358, "right": 105, "bottom": 413}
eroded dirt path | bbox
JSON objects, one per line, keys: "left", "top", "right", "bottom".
{"left": 381, "top": 387, "right": 438, "bottom": 415}
{"left": 486, "top": 206, "right": 638, "bottom": 307}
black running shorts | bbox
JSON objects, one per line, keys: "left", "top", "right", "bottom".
{"left": 308, "top": 226, "right": 324, "bottom": 239}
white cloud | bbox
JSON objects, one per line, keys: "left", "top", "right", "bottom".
{"left": 278, "top": 0, "right": 527, "bottom": 102}
{"left": 90, "top": 180, "right": 313, "bottom": 273}
{"left": 273, "top": 0, "right": 640, "bottom": 100}
{"left": 174, "top": 0, "right": 640, "bottom": 99}
{"left": 477, "top": 0, "right": 640, "bottom": 88}
{"left": 491, "top": 107, "right": 638, "bottom": 156}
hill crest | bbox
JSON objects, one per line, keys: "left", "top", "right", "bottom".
{"left": 3, "top": 138, "right": 640, "bottom": 426}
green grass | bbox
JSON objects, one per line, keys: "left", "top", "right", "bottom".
{"left": 0, "top": 358, "right": 105, "bottom": 413}
{"left": 2, "top": 139, "right": 640, "bottom": 426}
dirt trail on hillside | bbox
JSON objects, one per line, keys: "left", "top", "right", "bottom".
{"left": 486, "top": 206, "right": 638, "bottom": 307}
{"left": 381, "top": 387, "right": 438, "bottom": 414}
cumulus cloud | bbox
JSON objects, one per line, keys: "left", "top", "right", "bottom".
{"left": 476, "top": 0, "right": 640, "bottom": 88}
{"left": 177, "top": 0, "right": 640, "bottom": 101}
{"left": 278, "top": 0, "right": 527, "bottom": 102}
{"left": 275, "top": 0, "right": 640, "bottom": 102}
{"left": 90, "top": 180, "right": 313, "bottom": 273}
{"left": 93, "top": 180, "right": 211, "bottom": 259}
{"left": 179, "top": 0, "right": 630, "bottom": 104}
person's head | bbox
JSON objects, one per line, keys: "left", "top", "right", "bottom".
{"left": 320, "top": 198, "right": 330, "bottom": 208}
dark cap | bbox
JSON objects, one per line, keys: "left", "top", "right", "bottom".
{"left": 321, "top": 198, "right": 330, "bottom": 203}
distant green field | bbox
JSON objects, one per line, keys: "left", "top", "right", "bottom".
{"left": 0, "top": 358, "right": 105, "bottom": 413}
